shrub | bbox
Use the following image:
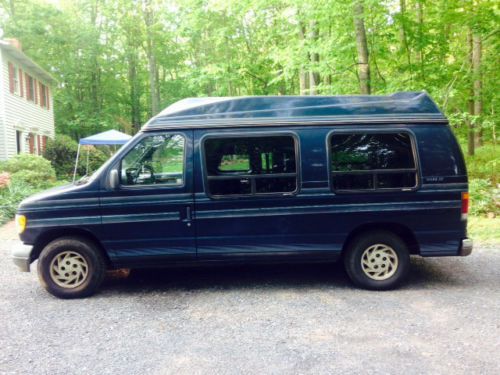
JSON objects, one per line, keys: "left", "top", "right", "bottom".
{"left": 0, "top": 179, "right": 36, "bottom": 225}
{"left": 469, "top": 178, "right": 499, "bottom": 217}
{"left": 0, "top": 172, "right": 10, "bottom": 188}
{"left": 44, "top": 134, "right": 109, "bottom": 178}
{"left": 464, "top": 144, "right": 500, "bottom": 183}
{"left": 2, "top": 154, "right": 56, "bottom": 189}
{"left": 43, "top": 134, "right": 78, "bottom": 177}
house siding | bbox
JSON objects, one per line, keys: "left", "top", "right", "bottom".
{"left": 0, "top": 49, "right": 54, "bottom": 160}
{"left": 0, "top": 48, "right": 5, "bottom": 160}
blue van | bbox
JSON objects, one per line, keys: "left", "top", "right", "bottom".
{"left": 12, "top": 92, "right": 472, "bottom": 298}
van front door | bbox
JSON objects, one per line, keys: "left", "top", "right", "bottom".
{"left": 98, "top": 131, "right": 195, "bottom": 267}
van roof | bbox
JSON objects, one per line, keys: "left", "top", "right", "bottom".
{"left": 143, "top": 91, "right": 447, "bottom": 131}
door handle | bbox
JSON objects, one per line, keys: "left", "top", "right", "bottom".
{"left": 183, "top": 206, "right": 192, "bottom": 226}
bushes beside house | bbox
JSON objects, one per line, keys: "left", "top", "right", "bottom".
{"left": 43, "top": 134, "right": 108, "bottom": 179}
{"left": 0, "top": 154, "right": 58, "bottom": 225}
{"left": 0, "top": 135, "right": 112, "bottom": 226}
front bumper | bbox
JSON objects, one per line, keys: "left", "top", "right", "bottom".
{"left": 459, "top": 238, "right": 473, "bottom": 257}
{"left": 11, "top": 243, "right": 33, "bottom": 272}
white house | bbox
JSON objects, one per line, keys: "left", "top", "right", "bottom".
{"left": 0, "top": 39, "right": 55, "bottom": 160}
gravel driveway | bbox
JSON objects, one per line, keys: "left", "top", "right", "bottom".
{"left": 1, "top": 229, "right": 499, "bottom": 374}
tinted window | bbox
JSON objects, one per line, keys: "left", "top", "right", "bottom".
{"left": 121, "top": 134, "right": 185, "bottom": 186}
{"left": 330, "top": 132, "right": 417, "bottom": 191}
{"left": 414, "top": 126, "right": 466, "bottom": 177}
{"left": 204, "top": 136, "right": 297, "bottom": 196}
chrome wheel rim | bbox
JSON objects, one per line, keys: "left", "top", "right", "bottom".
{"left": 361, "top": 244, "right": 398, "bottom": 281}
{"left": 49, "top": 251, "right": 89, "bottom": 288}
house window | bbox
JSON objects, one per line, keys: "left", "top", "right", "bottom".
{"left": 39, "top": 82, "right": 49, "bottom": 108}
{"left": 329, "top": 132, "right": 417, "bottom": 191}
{"left": 26, "top": 74, "right": 35, "bottom": 101}
{"left": 8, "top": 62, "right": 20, "bottom": 95}
{"left": 203, "top": 135, "right": 298, "bottom": 197}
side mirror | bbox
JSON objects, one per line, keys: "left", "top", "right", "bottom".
{"left": 109, "top": 169, "right": 119, "bottom": 190}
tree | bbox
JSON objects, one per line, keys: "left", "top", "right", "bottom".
{"left": 353, "top": 0, "right": 371, "bottom": 94}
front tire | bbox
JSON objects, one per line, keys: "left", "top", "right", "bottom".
{"left": 37, "top": 236, "right": 106, "bottom": 299}
{"left": 343, "top": 230, "right": 410, "bottom": 290}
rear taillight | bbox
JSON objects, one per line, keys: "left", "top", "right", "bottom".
{"left": 461, "top": 192, "right": 469, "bottom": 220}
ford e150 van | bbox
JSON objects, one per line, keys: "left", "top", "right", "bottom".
{"left": 12, "top": 92, "right": 472, "bottom": 298}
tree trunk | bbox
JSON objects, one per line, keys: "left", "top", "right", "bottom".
{"left": 143, "top": 0, "right": 160, "bottom": 116}
{"left": 399, "top": 0, "right": 412, "bottom": 75}
{"left": 308, "top": 21, "right": 320, "bottom": 95}
{"left": 127, "top": 50, "right": 141, "bottom": 132}
{"left": 416, "top": 0, "right": 425, "bottom": 81}
{"left": 299, "top": 23, "right": 309, "bottom": 95}
{"left": 467, "top": 30, "right": 475, "bottom": 156}
{"left": 353, "top": 1, "right": 371, "bottom": 94}
{"left": 472, "top": 33, "right": 482, "bottom": 146}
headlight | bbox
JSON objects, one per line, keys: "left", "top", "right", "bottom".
{"left": 15, "top": 214, "right": 26, "bottom": 234}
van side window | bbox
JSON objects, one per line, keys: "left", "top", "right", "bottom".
{"left": 120, "top": 134, "right": 185, "bottom": 186}
{"left": 330, "top": 132, "right": 417, "bottom": 191}
{"left": 204, "top": 135, "right": 297, "bottom": 197}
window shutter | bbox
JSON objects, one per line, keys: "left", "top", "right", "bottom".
{"left": 29, "top": 134, "right": 34, "bottom": 154}
{"left": 19, "top": 69, "right": 24, "bottom": 97}
{"left": 8, "top": 62, "right": 14, "bottom": 93}
{"left": 39, "top": 82, "right": 43, "bottom": 107}
{"left": 46, "top": 87, "right": 50, "bottom": 110}
{"left": 25, "top": 73, "right": 30, "bottom": 99}
{"left": 42, "top": 136, "right": 48, "bottom": 152}
{"left": 34, "top": 79, "right": 38, "bottom": 104}
{"left": 37, "top": 135, "right": 42, "bottom": 155}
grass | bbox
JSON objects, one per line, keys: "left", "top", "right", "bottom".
{"left": 463, "top": 143, "right": 499, "bottom": 182}
{"left": 468, "top": 216, "right": 500, "bottom": 245}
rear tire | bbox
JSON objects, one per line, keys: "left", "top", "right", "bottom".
{"left": 343, "top": 230, "right": 410, "bottom": 290}
{"left": 37, "top": 236, "right": 106, "bottom": 299}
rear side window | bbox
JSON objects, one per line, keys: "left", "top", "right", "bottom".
{"left": 203, "top": 135, "right": 297, "bottom": 197}
{"left": 329, "top": 132, "right": 417, "bottom": 191}
{"left": 414, "top": 126, "right": 466, "bottom": 178}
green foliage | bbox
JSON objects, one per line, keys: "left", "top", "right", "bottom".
{"left": 464, "top": 144, "right": 500, "bottom": 183}
{"left": 469, "top": 179, "right": 499, "bottom": 217}
{"left": 0, "top": 0, "right": 496, "bottom": 144}
{"left": 43, "top": 135, "right": 109, "bottom": 179}
{"left": 0, "top": 155, "right": 64, "bottom": 225}
{"left": 43, "top": 134, "right": 78, "bottom": 177}
{"left": 0, "top": 179, "right": 37, "bottom": 225}
{"left": 2, "top": 154, "right": 56, "bottom": 189}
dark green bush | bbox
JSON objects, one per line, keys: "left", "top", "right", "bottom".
{"left": 43, "top": 134, "right": 109, "bottom": 178}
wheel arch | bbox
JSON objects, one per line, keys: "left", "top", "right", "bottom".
{"left": 31, "top": 228, "right": 112, "bottom": 267}
{"left": 342, "top": 222, "right": 420, "bottom": 256}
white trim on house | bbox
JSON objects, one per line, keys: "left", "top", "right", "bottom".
{"left": 0, "top": 40, "right": 55, "bottom": 160}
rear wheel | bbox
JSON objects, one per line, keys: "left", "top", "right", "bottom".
{"left": 343, "top": 231, "right": 410, "bottom": 290}
{"left": 37, "top": 236, "right": 106, "bottom": 299}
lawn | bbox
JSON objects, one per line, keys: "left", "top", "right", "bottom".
{"left": 468, "top": 216, "right": 500, "bottom": 246}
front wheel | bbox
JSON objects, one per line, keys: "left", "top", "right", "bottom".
{"left": 343, "top": 231, "right": 410, "bottom": 290}
{"left": 37, "top": 236, "right": 106, "bottom": 299}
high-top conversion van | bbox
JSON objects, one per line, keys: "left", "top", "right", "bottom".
{"left": 13, "top": 92, "right": 472, "bottom": 298}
